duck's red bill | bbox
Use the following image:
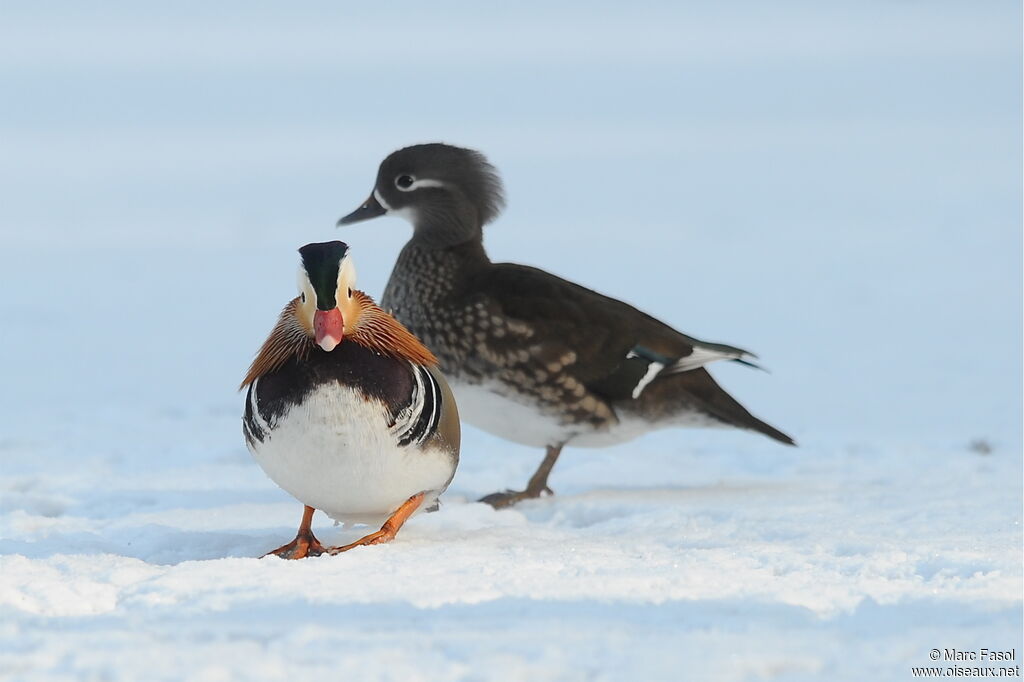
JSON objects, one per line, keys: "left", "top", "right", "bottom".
{"left": 314, "top": 308, "right": 344, "bottom": 351}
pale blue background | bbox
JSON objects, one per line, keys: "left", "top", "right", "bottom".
{"left": 0, "top": 5, "right": 1021, "bottom": 681}
{"left": 1, "top": 1, "right": 1020, "bottom": 446}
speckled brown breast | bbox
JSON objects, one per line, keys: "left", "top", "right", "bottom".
{"left": 381, "top": 242, "right": 619, "bottom": 434}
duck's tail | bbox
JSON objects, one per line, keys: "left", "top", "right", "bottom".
{"left": 646, "top": 367, "right": 796, "bottom": 446}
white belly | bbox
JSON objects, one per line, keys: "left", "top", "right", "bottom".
{"left": 248, "top": 382, "right": 455, "bottom": 524}
{"left": 449, "top": 379, "right": 724, "bottom": 449}
{"left": 449, "top": 380, "right": 573, "bottom": 448}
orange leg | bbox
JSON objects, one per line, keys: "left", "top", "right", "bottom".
{"left": 262, "top": 505, "right": 326, "bottom": 559}
{"left": 326, "top": 492, "right": 425, "bottom": 555}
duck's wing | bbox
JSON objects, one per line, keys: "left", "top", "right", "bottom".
{"left": 464, "top": 262, "right": 756, "bottom": 403}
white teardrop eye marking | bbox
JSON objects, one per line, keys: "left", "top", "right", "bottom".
{"left": 395, "top": 175, "right": 447, "bottom": 192}
{"left": 337, "top": 255, "right": 357, "bottom": 301}
{"left": 296, "top": 266, "right": 316, "bottom": 308}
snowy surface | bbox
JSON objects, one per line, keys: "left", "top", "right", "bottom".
{"left": 1, "top": 2, "right": 1021, "bottom": 681}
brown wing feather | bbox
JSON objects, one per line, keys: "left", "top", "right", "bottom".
{"left": 468, "top": 263, "right": 749, "bottom": 387}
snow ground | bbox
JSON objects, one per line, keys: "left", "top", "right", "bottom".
{"left": 1, "top": 2, "right": 1021, "bottom": 681}
{"left": 1, "top": 399, "right": 1019, "bottom": 681}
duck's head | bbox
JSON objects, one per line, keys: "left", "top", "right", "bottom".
{"left": 297, "top": 241, "right": 360, "bottom": 352}
{"left": 337, "top": 143, "right": 505, "bottom": 246}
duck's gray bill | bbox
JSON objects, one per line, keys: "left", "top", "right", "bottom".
{"left": 337, "top": 193, "right": 386, "bottom": 226}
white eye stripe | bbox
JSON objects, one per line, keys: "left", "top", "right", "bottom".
{"left": 394, "top": 176, "right": 447, "bottom": 193}
{"left": 410, "top": 178, "right": 446, "bottom": 190}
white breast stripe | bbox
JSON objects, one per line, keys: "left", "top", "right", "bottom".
{"left": 390, "top": 365, "right": 422, "bottom": 440}
{"left": 250, "top": 379, "right": 272, "bottom": 431}
{"left": 425, "top": 367, "right": 440, "bottom": 436}
{"left": 412, "top": 366, "right": 442, "bottom": 446}
{"left": 391, "top": 364, "right": 442, "bottom": 448}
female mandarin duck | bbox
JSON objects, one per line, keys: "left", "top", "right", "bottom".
{"left": 241, "top": 241, "right": 460, "bottom": 559}
{"left": 337, "top": 144, "right": 793, "bottom": 508}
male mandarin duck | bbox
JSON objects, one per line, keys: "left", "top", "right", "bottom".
{"left": 241, "top": 240, "right": 460, "bottom": 558}
{"left": 337, "top": 143, "right": 794, "bottom": 509}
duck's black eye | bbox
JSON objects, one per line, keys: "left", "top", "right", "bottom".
{"left": 347, "top": 287, "right": 353, "bottom": 298}
{"left": 395, "top": 175, "right": 414, "bottom": 189}
{"left": 301, "top": 292, "right": 306, "bottom": 303}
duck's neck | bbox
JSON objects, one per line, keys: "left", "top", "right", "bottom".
{"left": 410, "top": 201, "right": 482, "bottom": 249}
{"left": 381, "top": 231, "right": 490, "bottom": 316}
